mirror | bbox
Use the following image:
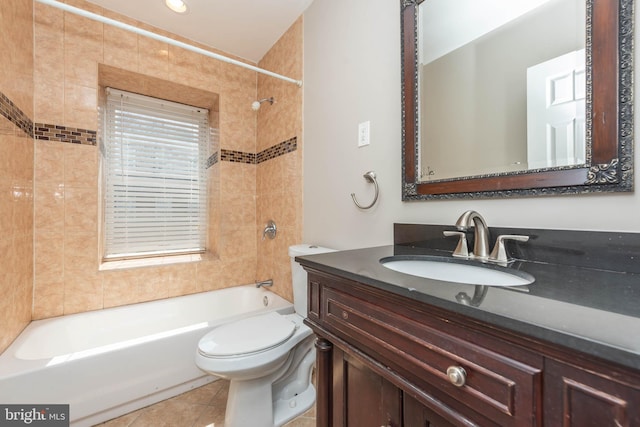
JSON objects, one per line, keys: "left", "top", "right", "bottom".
{"left": 401, "top": 0, "right": 633, "bottom": 199}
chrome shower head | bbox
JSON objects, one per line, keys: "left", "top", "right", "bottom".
{"left": 251, "top": 97, "right": 275, "bottom": 111}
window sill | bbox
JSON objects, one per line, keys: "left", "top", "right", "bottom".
{"left": 99, "top": 253, "right": 204, "bottom": 271}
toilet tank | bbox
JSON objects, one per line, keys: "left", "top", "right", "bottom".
{"left": 289, "top": 244, "right": 336, "bottom": 316}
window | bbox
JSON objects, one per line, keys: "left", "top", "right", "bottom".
{"left": 102, "top": 88, "right": 209, "bottom": 261}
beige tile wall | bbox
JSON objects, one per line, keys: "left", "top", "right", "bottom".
{"left": 31, "top": 0, "right": 303, "bottom": 318}
{"left": 0, "top": 0, "right": 34, "bottom": 120}
{"left": 0, "top": 0, "right": 34, "bottom": 353}
{"left": 256, "top": 18, "right": 304, "bottom": 302}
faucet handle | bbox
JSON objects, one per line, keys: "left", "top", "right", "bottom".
{"left": 489, "top": 235, "right": 529, "bottom": 264}
{"left": 443, "top": 230, "right": 469, "bottom": 258}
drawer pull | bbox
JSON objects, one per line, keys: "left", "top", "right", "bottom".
{"left": 342, "top": 311, "right": 349, "bottom": 320}
{"left": 447, "top": 366, "right": 467, "bottom": 387}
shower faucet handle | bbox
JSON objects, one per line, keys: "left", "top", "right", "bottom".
{"left": 262, "top": 220, "right": 277, "bottom": 240}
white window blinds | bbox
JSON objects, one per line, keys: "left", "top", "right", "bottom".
{"left": 103, "top": 88, "right": 209, "bottom": 260}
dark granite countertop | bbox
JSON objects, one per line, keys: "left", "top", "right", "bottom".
{"left": 296, "top": 225, "right": 640, "bottom": 371}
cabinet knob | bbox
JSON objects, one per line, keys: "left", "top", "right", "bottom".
{"left": 446, "top": 366, "right": 467, "bottom": 387}
{"left": 342, "top": 311, "right": 349, "bottom": 320}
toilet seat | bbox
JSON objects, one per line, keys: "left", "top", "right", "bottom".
{"left": 198, "top": 312, "right": 296, "bottom": 358}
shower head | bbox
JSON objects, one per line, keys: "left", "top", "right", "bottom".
{"left": 251, "top": 97, "right": 275, "bottom": 111}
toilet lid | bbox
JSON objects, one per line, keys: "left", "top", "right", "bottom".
{"left": 198, "top": 312, "right": 296, "bottom": 357}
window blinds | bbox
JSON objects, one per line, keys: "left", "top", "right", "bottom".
{"left": 103, "top": 88, "right": 209, "bottom": 260}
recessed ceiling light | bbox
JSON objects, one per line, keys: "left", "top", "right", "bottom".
{"left": 165, "top": 0, "right": 188, "bottom": 14}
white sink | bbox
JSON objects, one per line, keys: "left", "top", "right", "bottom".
{"left": 380, "top": 256, "right": 534, "bottom": 287}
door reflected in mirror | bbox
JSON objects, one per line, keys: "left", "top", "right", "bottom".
{"left": 419, "top": 0, "right": 586, "bottom": 182}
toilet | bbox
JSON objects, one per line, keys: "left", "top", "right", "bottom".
{"left": 195, "top": 244, "right": 335, "bottom": 427}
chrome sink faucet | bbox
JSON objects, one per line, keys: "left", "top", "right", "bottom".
{"left": 444, "top": 210, "right": 530, "bottom": 264}
{"left": 454, "top": 210, "right": 490, "bottom": 260}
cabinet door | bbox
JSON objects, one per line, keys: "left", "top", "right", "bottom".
{"left": 332, "top": 349, "right": 402, "bottom": 427}
{"left": 545, "top": 359, "right": 640, "bottom": 426}
{"left": 403, "top": 394, "right": 457, "bottom": 427}
{"left": 320, "top": 284, "right": 541, "bottom": 426}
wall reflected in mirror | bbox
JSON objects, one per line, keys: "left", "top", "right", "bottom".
{"left": 419, "top": 0, "right": 586, "bottom": 182}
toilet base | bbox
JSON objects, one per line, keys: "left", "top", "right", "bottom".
{"left": 224, "top": 336, "right": 316, "bottom": 427}
{"left": 224, "top": 379, "right": 315, "bottom": 427}
{"left": 273, "top": 382, "right": 315, "bottom": 427}
{"left": 225, "top": 378, "right": 274, "bottom": 427}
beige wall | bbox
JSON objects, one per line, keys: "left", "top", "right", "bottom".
{"left": 0, "top": 0, "right": 34, "bottom": 353}
{"left": 27, "top": 1, "right": 303, "bottom": 319}
{"left": 303, "top": 0, "right": 640, "bottom": 251}
{"left": 256, "top": 18, "right": 304, "bottom": 302}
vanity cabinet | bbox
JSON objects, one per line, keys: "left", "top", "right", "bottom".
{"left": 326, "top": 343, "right": 457, "bottom": 427}
{"left": 304, "top": 268, "right": 640, "bottom": 427}
{"left": 544, "top": 359, "right": 640, "bottom": 426}
{"left": 329, "top": 348, "right": 403, "bottom": 426}
{"left": 306, "top": 270, "right": 543, "bottom": 426}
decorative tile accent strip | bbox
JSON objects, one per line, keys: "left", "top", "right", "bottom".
{"left": 0, "top": 91, "right": 34, "bottom": 138}
{"left": 215, "top": 137, "right": 298, "bottom": 166}
{"left": 256, "top": 137, "right": 297, "bottom": 163}
{"left": 34, "top": 123, "right": 97, "bottom": 145}
{"left": 206, "top": 151, "right": 218, "bottom": 169}
{"left": 0, "top": 88, "right": 295, "bottom": 160}
{"left": 221, "top": 149, "right": 256, "bottom": 164}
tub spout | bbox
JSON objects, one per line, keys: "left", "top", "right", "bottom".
{"left": 256, "top": 279, "right": 273, "bottom": 288}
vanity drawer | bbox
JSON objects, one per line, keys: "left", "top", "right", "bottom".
{"left": 320, "top": 285, "right": 542, "bottom": 426}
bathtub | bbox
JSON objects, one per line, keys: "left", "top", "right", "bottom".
{"left": 0, "top": 285, "right": 294, "bottom": 426}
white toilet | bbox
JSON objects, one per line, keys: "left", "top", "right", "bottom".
{"left": 195, "top": 244, "right": 335, "bottom": 427}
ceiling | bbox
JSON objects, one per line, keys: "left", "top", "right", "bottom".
{"left": 85, "top": 0, "right": 314, "bottom": 63}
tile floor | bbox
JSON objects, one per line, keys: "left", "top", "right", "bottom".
{"left": 97, "top": 380, "right": 316, "bottom": 427}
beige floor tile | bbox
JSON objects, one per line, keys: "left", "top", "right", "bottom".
{"left": 173, "top": 380, "right": 227, "bottom": 406}
{"left": 283, "top": 417, "right": 316, "bottom": 427}
{"left": 191, "top": 404, "right": 226, "bottom": 427}
{"left": 100, "top": 378, "right": 315, "bottom": 427}
{"left": 96, "top": 408, "right": 143, "bottom": 426}
{"left": 128, "top": 400, "right": 207, "bottom": 427}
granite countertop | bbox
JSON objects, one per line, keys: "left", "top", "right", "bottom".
{"left": 296, "top": 240, "right": 640, "bottom": 371}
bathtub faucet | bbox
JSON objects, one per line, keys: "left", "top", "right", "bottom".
{"left": 256, "top": 279, "right": 273, "bottom": 288}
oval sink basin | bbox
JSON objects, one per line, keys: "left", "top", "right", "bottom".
{"left": 380, "top": 256, "right": 534, "bottom": 287}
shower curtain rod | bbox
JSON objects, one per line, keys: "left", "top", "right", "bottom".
{"left": 35, "top": 0, "right": 304, "bottom": 87}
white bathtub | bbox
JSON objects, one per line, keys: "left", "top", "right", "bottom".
{"left": 0, "top": 285, "right": 294, "bottom": 426}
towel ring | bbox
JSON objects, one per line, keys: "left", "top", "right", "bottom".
{"left": 351, "top": 171, "right": 379, "bottom": 209}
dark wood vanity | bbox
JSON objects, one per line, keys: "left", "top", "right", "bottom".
{"left": 304, "top": 268, "right": 640, "bottom": 426}
{"left": 299, "top": 226, "right": 640, "bottom": 426}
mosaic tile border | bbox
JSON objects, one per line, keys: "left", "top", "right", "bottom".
{"left": 1, "top": 89, "right": 296, "bottom": 165}
{"left": 256, "top": 137, "right": 297, "bottom": 163}
{"left": 34, "top": 123, "right": 97, "bottom": 145}
{"left": 0, "top": 90, "right": 97, "bottom": 145}
{"left": 0, "top": 91, "right": 34, "bottom": 138}
{"left": 208, "top": 137, "right": 298, "bottom": 168}
{"left": 221, "top": 149, "right": 256, "bottom": 164}
{"left": 206, "top": 151, "right": 218, "bottom": 169}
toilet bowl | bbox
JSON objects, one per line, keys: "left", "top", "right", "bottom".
{"left": 195, "top": 244, "right": 335, "bottom": 427}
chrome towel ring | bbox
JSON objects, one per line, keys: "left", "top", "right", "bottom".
{"left": 351, "top": 171, "right": 379, "bottom": 209}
